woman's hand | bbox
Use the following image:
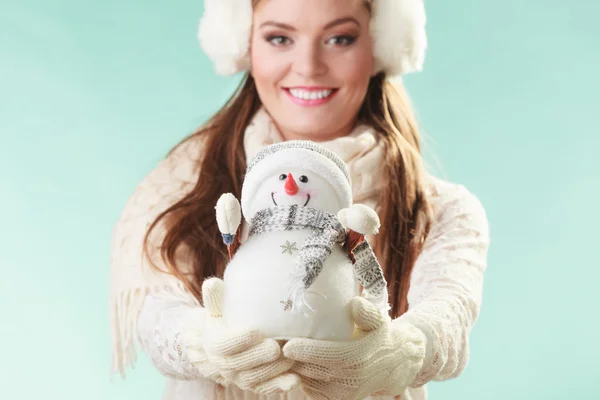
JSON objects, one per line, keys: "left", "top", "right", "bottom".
{"left": 283, "top": 297, "right": 427, "bottom": 400}
{"left": 184, "top": 277, "right": 300, "bottom": 395}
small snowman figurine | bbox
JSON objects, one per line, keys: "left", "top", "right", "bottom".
{"left": 215, "top": 141, "right": 388, "bottom": 341}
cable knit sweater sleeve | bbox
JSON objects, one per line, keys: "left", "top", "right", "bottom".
{"left": 109, "top": 134, "right": 206, "bottom": 377}
{"left": 399, "top": 177, "right": 491, "bottom": 386}
{"left": 137, "top": 292, "right": 205, "bottom": 379}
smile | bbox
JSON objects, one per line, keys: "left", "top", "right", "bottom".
{"left": 283, "top": 87, "right": 338, "bottom": 107}
{"left": 271, "top": 192, "right": 311, "bottom": 207}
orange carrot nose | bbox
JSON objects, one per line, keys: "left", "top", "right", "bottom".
{"left": 284, "top": 173, "right": 299, "bottom": 195}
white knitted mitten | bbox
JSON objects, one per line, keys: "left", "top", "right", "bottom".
{"left": 183, "top": 277, "right": 300, "bottom": 394}
{"left": 282, "top": 296, "right": 426, "bottom": 400}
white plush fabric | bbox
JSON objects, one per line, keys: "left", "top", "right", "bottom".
{"left": 197, "top": 0, "right": 427, "bottom": 79}
{"left": 114, "top": 107, "right": 491, "bottom": 400}
{"left": 222, "top": 229, "right": 360, "bottom": 341}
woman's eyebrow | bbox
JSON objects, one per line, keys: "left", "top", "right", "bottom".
{"left": 259, "top": 16, "right": 360, "bottom": 31}
{"left": 259, "top": 21, "right": 296, "bottom": 30}
{"left": 324, "top": 17, "right": 360, "bottom": 29}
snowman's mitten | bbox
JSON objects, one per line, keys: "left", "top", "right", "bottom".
{"left": 215, "top": 194, "right": 243, "bottom": 258}
{"left": 184, "top": 278, "right": 300, "bottom": 394}
{"left": 337, "top": 204, "right": 380, "bottom": 236}
{"left": 282, "top": 297, "right": 427, "bottom": 399}
{"left": 215, "top": 193, "right": 242, "bottom": 241}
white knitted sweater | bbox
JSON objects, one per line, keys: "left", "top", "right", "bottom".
{"left": 109, "top": 108, "right": 490, "bottom": 399}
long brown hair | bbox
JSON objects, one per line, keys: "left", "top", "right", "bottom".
{"left": 143, "top": 73, "right": 431, "bottom": 318}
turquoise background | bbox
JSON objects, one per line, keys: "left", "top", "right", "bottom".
{"left": 1, "top": 0, "right": 598, "bottom": 398}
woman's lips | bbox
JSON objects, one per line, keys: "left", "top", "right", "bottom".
{"left": 283, "top": 87, "right": 339, "bottom": 107}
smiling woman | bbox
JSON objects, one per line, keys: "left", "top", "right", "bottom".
{"left": 109, "top": 0, "right": 491, "bottom": 399}
{"left": 250, "top": 0, "right": 374, "bottom": 141}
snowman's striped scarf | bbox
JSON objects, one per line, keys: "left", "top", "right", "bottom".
{"left": 248, "top": 204, "right": 388, "bottom": 314}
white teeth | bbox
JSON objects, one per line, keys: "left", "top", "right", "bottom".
{"left": 289, "top": 89, "right": 333, "bottom": 100}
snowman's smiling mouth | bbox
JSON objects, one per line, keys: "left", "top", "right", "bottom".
{"left": 271, "top": 192, "right": 311, "bottom": 207}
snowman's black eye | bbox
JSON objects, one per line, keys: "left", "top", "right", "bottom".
{"left": 279, "top": 174, "right": 287, "bottom": 181}
{"left": 299, "top": 175, "right": 308, "bottom": 183}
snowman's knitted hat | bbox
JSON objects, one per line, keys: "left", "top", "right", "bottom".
{"left": 241, "top": 141, "right": 353, "bottom": 219}
{"left": 197, "top": 0, "right": 427, "bottom": 79}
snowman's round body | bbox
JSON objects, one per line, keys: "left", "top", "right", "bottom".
{"left": 222, "top": 228, "right": 360, "bottom": 341}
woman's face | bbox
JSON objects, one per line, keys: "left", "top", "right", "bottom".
{"left": 250, "top": 0, "right": 373, "bottom": 141}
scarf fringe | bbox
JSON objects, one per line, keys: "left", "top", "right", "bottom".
{"left": 110, "top": 280, "right": 192, "bottom": 378}
{"left": 283, "top": 268, "right": 328, "bottom": 315}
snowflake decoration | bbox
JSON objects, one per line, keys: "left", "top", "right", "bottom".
{"left": 280, "top": 240, "right": 298, "bottom": 255}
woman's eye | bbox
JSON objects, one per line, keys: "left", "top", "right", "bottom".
{"left": 326, "top": 35, "right": 357, "bottom": 46}
{"left": 299, "top": 175, "right": 308, "bottom": 183}
{"left": 267, "top": 35, "right": 291, "bottom": 46}
{"left": 279, "top": 174, "right": 287, "bottom": 181}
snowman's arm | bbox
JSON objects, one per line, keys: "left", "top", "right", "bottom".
{"left": 345, "top": 229, "right": 389, "bottom": 310}
{"left": 339, "top": 204, "right": 380, "bottom": 262}
{"left": 344, "top": 229, "right": 366, "bottom": 263}
{"left": 226, "top": 225, "right": 243, "bottom": 260}
{"left": 340, "top": 206, "right": 388, "bottom": 308}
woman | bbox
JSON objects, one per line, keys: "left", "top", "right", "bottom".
{"left": 109, "top": 0, "right": 490, "bottom": 399}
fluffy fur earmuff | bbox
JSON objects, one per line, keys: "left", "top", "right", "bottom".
{"left": 197, "top": 0, "right": 253, "bottom": 75}
{"left": 370, "top": 0, "right": 427, "bottom": 77}
{"left": 197, "top": 0, "right": 427, "bottom": 78}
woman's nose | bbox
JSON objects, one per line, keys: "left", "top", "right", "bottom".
{"left": 292, "top": 43, "right": 327, "bottom": 77}
{"left": 284, "top": 173, "right": 299, "bottom": 196}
